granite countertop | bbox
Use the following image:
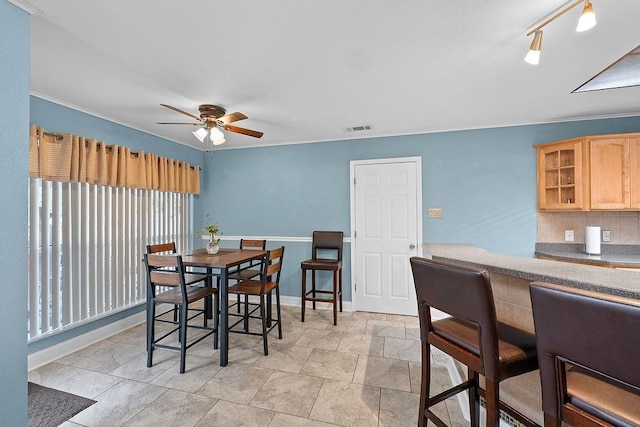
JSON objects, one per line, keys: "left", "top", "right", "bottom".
{"left": 423, "top": 243, "right": 640, "bottom": 299}
{"left": 534, "top": 243, "right": 640, "bottom": 267}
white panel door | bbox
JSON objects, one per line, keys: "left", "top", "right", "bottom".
{"left": 353, "top": 159, "right": 420, "bottom": 315}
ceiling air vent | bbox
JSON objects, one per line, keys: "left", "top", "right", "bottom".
{"left": 347, "top": 125, "right": 373, "bottom": 132}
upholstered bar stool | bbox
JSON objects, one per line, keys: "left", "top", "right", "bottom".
{"left": 530, "top": 282, "right": 640, "bottom": 427}
{"left": 301, "top": 231, "right": 343, "bottom": 326}
{"left": 410, "top": 257, "right": 539, "bottom": 427}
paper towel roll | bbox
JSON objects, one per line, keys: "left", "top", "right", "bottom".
{"left": 585, "top": 226, "right": 601, "bottom": 255}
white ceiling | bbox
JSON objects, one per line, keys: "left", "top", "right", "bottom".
{"left": 17, "top": 0, "right": 640, "bottom": 151}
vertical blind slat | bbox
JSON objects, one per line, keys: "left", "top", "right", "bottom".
{"left": 61, "top": 182, "right": 72, "bottom": 326}
{"left": 51, "top": 182, "right": 62, "bottom": 330}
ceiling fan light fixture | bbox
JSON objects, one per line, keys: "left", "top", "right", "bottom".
{"left": 192, "top": 127, "right": 208, "bottom": 143}
{"left": 576, "top": 1, "right": 596, "bottom": 32}
{"left": 525, "top": 31, "right": 543, "bottom": 65}
{"left": 210, "top": 127, "right": 226, "bottom": 145}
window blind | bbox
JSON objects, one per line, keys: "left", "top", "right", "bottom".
{"left": 28, "top": 177, "right": 193, "bottom": 341}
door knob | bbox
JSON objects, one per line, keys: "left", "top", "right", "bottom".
{"left": 409, "top": 244, "right": 416, "bottom": 250}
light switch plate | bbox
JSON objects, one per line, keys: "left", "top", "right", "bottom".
{"left": 602, "top": 230, "right": 611, "bottom": 242}
{"left": 564, "top": 230, "right": 574, "bottom": 242}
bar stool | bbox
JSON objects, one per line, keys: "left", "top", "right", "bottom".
{"left": 301, "top": 231, "right": 343, "bottom": 326}
{"left": 410, "top": 257, "right": 538, "bottom": 427}
{"left": 530, "top": 282, "right": 640, "bottom": 427}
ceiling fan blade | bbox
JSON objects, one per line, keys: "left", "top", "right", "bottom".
{"left": 156, "top": 122, "right": 201, "bottom": 126}
{"left": 160, "top": 104, "right": 201, "bottom": 121}
{"left": 223, "top": 124, "right": 264, "bottom": 138}
{"left": 217, "top": 112, "right": 248, "bottom": 125}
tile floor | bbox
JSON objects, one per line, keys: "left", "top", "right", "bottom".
{"left": 29, "top": 305, "right": 468, "bottom": 426}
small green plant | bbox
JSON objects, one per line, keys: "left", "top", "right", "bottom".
{"left": 203, "top": 224, "right": 220, "bottom": 235}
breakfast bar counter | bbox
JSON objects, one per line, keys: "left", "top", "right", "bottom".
{"left": 421, "top": 243, "right": 640, "bottom": 425}
{"left": 423, "top": 243, "right": 640, "bottom": 299}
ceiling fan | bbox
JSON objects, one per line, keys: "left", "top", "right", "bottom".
{"left": 157, "top": 104, "right": 263, "bottom": 146}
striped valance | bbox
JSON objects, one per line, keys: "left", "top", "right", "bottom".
{"left": 28, "top": 125, "right": 200, "bottom": 194}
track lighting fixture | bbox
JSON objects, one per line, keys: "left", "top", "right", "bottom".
{"left": 525, "top": 0, "right": 596, "bottom": 65}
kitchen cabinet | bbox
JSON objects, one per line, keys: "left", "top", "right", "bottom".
{"left": 536, "top": 133, "right": 640, "bottom": 211}
{"left": 536, "top": 137, "right": 587, "bottom": 210}
{"left": 589, "top": 135, "right": 640, "bottom": 210}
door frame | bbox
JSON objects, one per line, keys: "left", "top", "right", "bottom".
{"left": 349, "top": 156, "right": 423, "bottom": 313}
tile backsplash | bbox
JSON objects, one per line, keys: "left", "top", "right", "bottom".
{"left": 538, "top": 212, "right": 640, "bottom": 244}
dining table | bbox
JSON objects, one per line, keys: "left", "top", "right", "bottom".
{"left": 181, "top": 247, "right": 266, "bottom": 366}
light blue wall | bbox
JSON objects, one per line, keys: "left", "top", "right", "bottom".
{"left": 0, "top": 1, "right": 30, "bottom": 425}
{"left": 203, "top": 116, "right": 640, "bottom": 301}
{"left": 28, "top": 97, "right": 205, "bottom": 354}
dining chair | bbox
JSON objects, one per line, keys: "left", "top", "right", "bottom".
{"left": 410, "top": 257, "right": 538, "bottom": 427}
{"left": 227, "top": 246, "right": 284, "bottom": 355}
{"left": 144, "top": 253, "right": 219, "bottom": 373}
{"left": 146, "top": 242, "right": 179, "bottom": 322}
{"left": 300, "top": 231, "right": 343, "bottom": 325}
{"left": 228, "top": 239, "right": 267, "bottom": 317}
{"left": 530, "top": 281, "right": 640, "bottom": 427}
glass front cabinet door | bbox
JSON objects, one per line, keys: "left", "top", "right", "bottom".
{"left": 536, "top": 138, "right": 586, "bottom": 211}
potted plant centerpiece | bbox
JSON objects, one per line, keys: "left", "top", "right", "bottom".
{"left": 203, "top": 224, "right": 221, "bottom": 254}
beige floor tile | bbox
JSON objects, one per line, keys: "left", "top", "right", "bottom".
{"left": 405, "top": 323, "right": 421, "bottom": 340}
{"left": 108, "top": 323, "right": 148, "bottom": 347}
{"left": 300, "top": 348, "right": 358, "bottom": 382}
{"left": 383, "top": 337, "right": 421, "bottom": 363}
{"left": 352, "top": 356, "right": 411, "bottom": 392}
{"left": 364, "top": 320, "right": 406, "bottom": 338}
{"left": 149, "top": 355, "right": 222, "bottom": 393}
{"left": 446, "top": 396, "right": 469, "bottom": 427}
{"left": 197, "top": 363, "right": 273, "bottom": 404}
{"left": 28, "top": 362, "right": 122, "bottom": 399}
{"left": 59, "top": 340, "right": 145, "bottom": 373}
{"left": 409, "top": 361, "right": 422, "bottom": 394}
{"left": 250, "top": 371, "right": 324, "bottom": 418}
{"left": 336, "top": 333, "right": 384, "bottom": 357}
{"left": 309, "top": 379, "right": 380, "bottom": 426}
{"left": 109, "top": 350, "right": 179, "bottom": 382}
{"left": 253, "top": 342, "right": 313, "bottom": 372}
{"left": 122, "top": 389, "right": 217, "bottom": 427}
{"left": 379, "top": 388, "right": 420, "bottom": 427}
{"left": 268, "top": 412, "right": 337, "bottom": 426}
{"left": 70, "top": 379, "right": 167, "bottom": 426}
{"left": 295, "top": 328, "right": 344, "bottom": 351}
{"left": 325, "top": 316, "right": 368, "bottom": 334}
{"left": 196, "top": 399, "right": 275, "bottom": 426}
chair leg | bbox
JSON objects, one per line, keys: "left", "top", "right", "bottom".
{"left": 311, "top": 270, "right": 317, "bottom": 310}
{"left": 301, "top": 268, "right": 306, "bottom": 322}
{"left": 236, "top": 294, "right": 241, "bottom": 314}
{"left": 339, "top": 268, "right": 343, "bottom": 312}
{"left": 468, "top": 369, "right": 480, "bottom": 427}
{"left": 244, "top": 295, "right": 249, "bottom": 332}
{"left": 485, "top": 379, "right": 500, "bottom": 427}
{"left": 418, "top": 341, "right": 431, "bottom": 427}
{"left": 260, "top": 295, "right": 268, "bottom": 355}
{"left": 332, "top": 270, "right": 338, "bottom": 326}
{"left": 213, "top": 291, "right": 219, "bottom": 350}
{"left": 275, "top": 287, "right": 282, "bottom": 339}
{"left": 544, "top": 412, "right": 562, "bottom": 427}
{"left": 179, "top": 304, "right": 188, "bottom": 374}
{"left": 146, "top": 300, "right": 155, "bottom": 368}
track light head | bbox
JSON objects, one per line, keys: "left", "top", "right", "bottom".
{"left": 525, "top": 31, "right": 543, "bottom": 65}
{"left": 576, "top": 1, "right": 596, "bottom": 32}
